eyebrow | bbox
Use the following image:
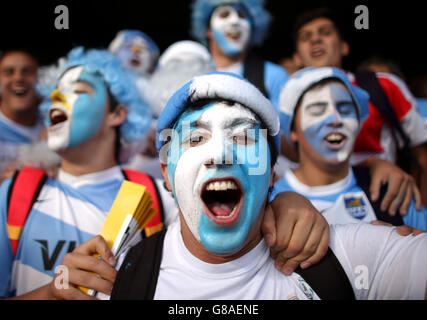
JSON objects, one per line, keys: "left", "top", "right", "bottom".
{"left": 192, "top": 117, "right": 257, "bottom": 130}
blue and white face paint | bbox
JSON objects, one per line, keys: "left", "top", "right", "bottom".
{"left": 210, "top": 5, "right": 251, "bottom": 56}
{"left": 116, "top": 35, "right": 152, "bottom": 75}
{"left": 47, "top": 65, "right": 107, "bottom": 151}
{"left": 166, "top": 101, "right": 271, "bottom": 255}
{"left": 299, "top": 82, "right": 359, "bottom": 162}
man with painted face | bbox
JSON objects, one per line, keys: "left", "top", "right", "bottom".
{"left": 110, "top": 72, "right": 427, "bottom": 300}
{"left": 290, "top": 7, "right": 427, "bottom": 209}
{"left": 190, "top": 0, "right": 288, "bottom": 110}
{"left": 0, "top": 50, "right": 334, "bottom": 300}
{"left": 0, "top": 47, "right": 177, "bottom": 298}
{"left": 109, "top": 30, "right": 159, "bottom": 78}
{"left": 272, "top": 67, "right": 427, "bottom": 230}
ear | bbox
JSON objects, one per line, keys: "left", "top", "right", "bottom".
{"left": 160, "top": 162, "right": 172, "bottom": 192}
{"left": 290, "top": 130, "right": 299, "bottom": 144}
{"left": 108, "top": 104, "right": 128, "bottom": 127}
{"left": 340, "top": 40, "right": 350, "bottom": 57}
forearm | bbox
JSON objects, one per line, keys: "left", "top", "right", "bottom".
{"left": 6, "top": 284, "right": 55, "bottom": 300}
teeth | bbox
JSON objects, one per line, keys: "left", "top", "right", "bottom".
{"left": 206, "top": 180, "right": 238, "bottom": 191}
{"left": 51, "top": 110, "right": 64, "bottom": 118}
{"left": 326, "top": 134, "right": 343, "bottom": 142}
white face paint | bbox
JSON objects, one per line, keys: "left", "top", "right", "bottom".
{"left": 210, "top": 5, "right": 251, "bottom": 56}
{"left": 47, "top": 65, "right": 107, "bottom": 151}
{"left": 117, "top": 36, "right": 152, "bottom": 75}
{"left": 167, "top": 101, "right": 271, "bottom": 254}
{"left": 47, "top": 66, "right": 84, "bottom": 151}
{"left": 299, "top": 82, "right": 359, "bottom": 162}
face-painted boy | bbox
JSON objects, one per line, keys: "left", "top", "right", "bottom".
{"left": 109, "top": 30, "right": 159, "bottom": 76}
{"left": 208, "top": 4, "right": 251, "bottom": 57}
{"left": 274, "top": 67, "right": 427, "bottom": 230}
{"left": 109, "top": 72, "right": 427, "bottom": 301}
{"left": 158, "top": 72, "right": 279, "bottom": 257}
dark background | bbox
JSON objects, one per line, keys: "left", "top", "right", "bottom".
{"left": 0, "top": 0, "right": 425, "bottom": 79}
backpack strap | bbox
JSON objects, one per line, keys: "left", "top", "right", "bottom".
{"left": 122, "top": 169, "right": 164, "bottom": 237}
{"left": 6, "top": 166, "right": 47, "bottom": 257}
{"left": 111, "top": 228, "right": 166, "bottom": 300}
{"left": 295, "top": 247, "right": 355, "bottom": 300}
{"left": 112, "top": 234, "right": 355, "bottom": 300}
{"left": 243, "top": 53, "right": 268, "bottom": 98}
{"left": 354, "top": 71, "right": 421, "bottom": 174}
{"left": 352, "top": 165, "right": 404, "bottom": 225}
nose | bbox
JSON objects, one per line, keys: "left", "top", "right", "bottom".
{"left": 50, "top": 89, "right": 65, "bottom": 103}
{"left": 310, "top": 31, "right": 322, "bottom": 44}
{"left": 204, "top": 137, "right": 235, "bottom": 168}
{"left": 131, "top": 45, "right": 141, "bottom": 55}
{"left": 328, "top": 106, "right": 343, "bottom": 128}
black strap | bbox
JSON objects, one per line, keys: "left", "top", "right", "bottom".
{"left": 243, "top": 53, "right": 268, "bottom": 97}
{"left": 295, "top": 248, "right": 355, "bottom": 300}
{"left": 352, "top": 166, "right": 404, "bottom": 225}
{"left": 112, "top": 230, "right": 355, "bottom": 300}
{"left": 355, "top": 71, "right": 410, "bottom": 147}
{"left": 111, "top": 228, "right": 166, "bottom": 300}
{"left": 354, "top": 71, "right": 421, "bottom": 175}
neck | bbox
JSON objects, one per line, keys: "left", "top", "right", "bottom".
{"left": 0, "top": 102, "right": 39, "bottom": 127}
{"left": 179, "top": 210, "right": 264, "bottom": 264}
{"left": 58, "top": 134, "right": 118, "bottom": 176}
{"left": 294, "top": 153, "right": 350, "bottom": 186}
{"left": 209, "top": 39, "right": 248, "bottom": 69}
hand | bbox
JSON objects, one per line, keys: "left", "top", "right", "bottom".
{"left": 262, "top": 191, "right": 329, "bottom": 276}
{"left": 367, "top": 158, "right": 422, "bottom": 216}
{"left": 48, "top": 235, "right": 117, "bottom": 300}
{"left": 371, "top": 220, "right": 424, "bottom": 236}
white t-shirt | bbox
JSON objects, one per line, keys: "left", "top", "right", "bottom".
{"left": 151, "top": 221, "right": 427, "bottom": 300}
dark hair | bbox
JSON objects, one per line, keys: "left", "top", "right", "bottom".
{"left": 106, "top": 89, "right": 122, "bottom": 163}
{"left": 292, "top": 7, "right": 346, "bottom": 49}
{"left": 0, "top": 48, "right": 39, "bottom": 65}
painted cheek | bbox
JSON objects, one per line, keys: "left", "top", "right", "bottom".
{"left": 303, "top": 115, "right": 334, "bottom": 158}
{"left": 199, "top": 131, "right": 271, "bottom": 254}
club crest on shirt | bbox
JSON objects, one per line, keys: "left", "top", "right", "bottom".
{"left": 296, "top": 276, "right": 314, "bottom": 300}
{"left": 344, "top": 195, "right": 368, "bottom": 220}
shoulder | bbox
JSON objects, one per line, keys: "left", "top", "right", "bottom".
{"left": 264, "top": 61, "right": 289, "bottom": 80}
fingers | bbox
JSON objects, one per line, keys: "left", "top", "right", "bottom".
{"left": 371, "top": 220, "right": 425, "bottom": 236}
{"left": 74, "top": 235, "right": 116, "bottom": 267}
{"left": 68, "top": 268, "right": 114, "bottom": 295}
{"left": 386, "top": 177, "right": 409, "bottom": 216}
{"left": 261, "top": 205, "right": 276, "bottom": 247}
{"left": 411, "top": 181, "right": 423, "bottom": 211}
{"left": 379, "top": 172, "right": 403, "bottom": 213}
{"left": 276, "top": 223, "right": 329, "bottom": 275}
{"left": 50, "top": 235, "right": 117, "bottom": 299}
{"left": 369, "top": 171, "right": 386, "bottom": 203}
{"left": 370, "top": 220, "right": 392, "bottom": 227}
{"left": 50, "top": 282, "right": 98, "bottom": 300}
{"left": 273, "top": 208, "right": 316, "bottom": 275}
{"left": 62, "top": 252, "right": 117, "bottom": 283}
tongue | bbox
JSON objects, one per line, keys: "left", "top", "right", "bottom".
{"left": 209, "top": 202, "right": 235, "bottom": 217}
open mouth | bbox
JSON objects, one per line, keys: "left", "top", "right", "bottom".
{"left": 311, "top": 47, "right": 326, "bottom": 58}
{"left": 201, "top": 177, "right": 243, "bottom": 226}
{"left": 324, "top": 133, "right": 347, "bottom": 149}
{"left": 226, "top": 30, "right": 241, "bottom": 41}
{"left": 49, "top": 108, "right": 68, "bottom": 127}
{"left": 11, "top": 86, "right": 29, "bottom": 96}
{"left": 130, "top": 58, "right": 141, "bottom": 67}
